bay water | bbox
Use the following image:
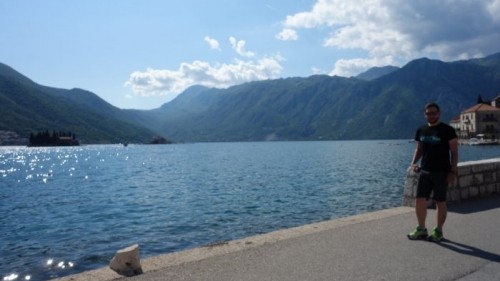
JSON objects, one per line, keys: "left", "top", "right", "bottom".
{"left": 1, "top": 140, "right": 500, "bottom": 280}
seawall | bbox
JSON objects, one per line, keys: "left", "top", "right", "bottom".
{"left": 403, "top": 158, "right": 500, "bottom": 206}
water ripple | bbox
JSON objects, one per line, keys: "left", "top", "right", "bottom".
{"left": 1, "top": 142, "right": 500, "bottom": 280}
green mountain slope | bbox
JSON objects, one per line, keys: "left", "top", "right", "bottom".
{"left": 0, "top": 63, "right": 160, "bottom": 144}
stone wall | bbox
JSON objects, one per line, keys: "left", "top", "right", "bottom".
{"left": 402, "top": 158, "right": 500, "bottom": 207}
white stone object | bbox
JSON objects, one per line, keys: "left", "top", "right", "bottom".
{"left": 109, "top": 244, "right": 143, "bottom": 277}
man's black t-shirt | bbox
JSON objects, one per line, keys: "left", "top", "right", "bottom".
{"left": 414, "top": 122, "right": 457, "bottom": 172}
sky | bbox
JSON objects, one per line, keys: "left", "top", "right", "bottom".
{"left": 1, "top": 0, "right": 500, "bottom": 110}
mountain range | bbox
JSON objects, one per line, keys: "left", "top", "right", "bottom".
{"left": 0, "top": 63, "right": 157, "bottom": 144}
{"left": 1, "top": 52, "right": 500, "bottom": 144}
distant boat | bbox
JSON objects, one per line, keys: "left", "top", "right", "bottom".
{"left": 467, "top": 138, "right": 499, "bottom": 146}
{"left": 149, "top": 136, "right": 171, "bottom": 144}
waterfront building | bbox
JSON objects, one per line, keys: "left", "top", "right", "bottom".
{"left": 457, "top": 96, "right": 500, "bottom": 141}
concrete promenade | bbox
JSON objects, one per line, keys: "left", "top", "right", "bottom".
{"left": 54, "top": 197, "right": 500, "bottom": 281}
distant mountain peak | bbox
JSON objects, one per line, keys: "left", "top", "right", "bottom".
{"left": 355, "top": 66, "right": 399, "bottom": 81}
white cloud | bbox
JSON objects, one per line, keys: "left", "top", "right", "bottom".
{"left": 488, "top": 0, "right": 500, "bottom": 21}
{"left": 125, "top": 57, "right": 283, "bottom": 101}
{"left": 204, "top": 36, "right": 221, "bottom": 50}
{"left": 281, "top": 0, "right": 500, "bottom": 76}
{"left": 126, "top": 35, "right": 282, "bottom": 101}
{"left": 229, "top": 37, "right": 255, "bottom": 57}
{"left": 276, "top": 28, "right": 298, "bottom": 41}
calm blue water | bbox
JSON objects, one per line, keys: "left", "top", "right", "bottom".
{"left": 1, "top": 140, "right": 500, "bottom": 280}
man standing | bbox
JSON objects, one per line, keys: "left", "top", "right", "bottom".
{"left": 407, "top": 102, "right": 458, "bottom": 242}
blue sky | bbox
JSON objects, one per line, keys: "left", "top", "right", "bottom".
{"left": 1, "top": 0, "right": 499, "bottom": 109}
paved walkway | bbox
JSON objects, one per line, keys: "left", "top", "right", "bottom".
{"left": 54, "top": 197, "right": 500, "bottom": 281}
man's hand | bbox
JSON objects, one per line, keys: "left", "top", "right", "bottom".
{"left": 410, "top": 164, "right": 420, "bottom": 173}
{"left": 447, "top": 172, "right": 457, "bottom": 187}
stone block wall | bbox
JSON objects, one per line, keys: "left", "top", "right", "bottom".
{"left": 402, "top": 158, "right": 500, "bottom": 207}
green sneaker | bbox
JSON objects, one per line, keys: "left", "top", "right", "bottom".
{"left": 428, "top": 227, "right": 443, "bottom": 242}
{"left": 407, "top": 226, "right": 428, "bottom": 240}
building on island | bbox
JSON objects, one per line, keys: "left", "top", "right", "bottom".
{"left": 28, "top": 131, "right": 80, "bottom": 147}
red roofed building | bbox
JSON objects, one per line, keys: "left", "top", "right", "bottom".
{"left": 459, "top": 102, "right": 500, "bottom": 140}
{"left": 450, "top": 116, "right": 461, "bottom": 131}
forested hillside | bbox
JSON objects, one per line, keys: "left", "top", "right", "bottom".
{"left": 0, "top": 63, "right": 161, "bottom": 144}
{"left": 141, "top": 53, "right": 500, "bottom": 142}
{"left": 1, "top": 53, "right": 500, "bottom": 144}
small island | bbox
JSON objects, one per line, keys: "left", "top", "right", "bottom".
{"left": 149, "top": 136, "right": 171, "bottom": 144}
{"left": 28, "top": 131, "right": 80, "bottom": 147}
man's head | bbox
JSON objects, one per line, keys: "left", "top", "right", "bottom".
{"left": 424, "top": 102, "right": 441, "bottom": 126}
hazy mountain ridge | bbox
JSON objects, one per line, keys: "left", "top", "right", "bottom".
{"left": 355, "top": 66, "right": 400, "bottom": 81}
{"left": 1, "top": 53, "right": 500, "bottom": 144}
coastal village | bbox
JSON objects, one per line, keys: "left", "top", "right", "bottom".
{"left": 451, "top": 95, "right": 500, "bottom": 145}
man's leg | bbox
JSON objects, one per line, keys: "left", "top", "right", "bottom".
{"left": 433, "top": 172, "right": 448, "bottom": 231}
{"left": 408, "top": 197, "right": 429, "bottom": 239}
{"left": 408, "top": 173, "right": 430, "bottom": 239}
{"left": 415, "top": 197, "right": 427, "bottom": 228}
{"left": 429, "top": 172, "right": 448, "bottom": 242}
{"left": 436, "top": 201, "right": 447, "bottom": 230}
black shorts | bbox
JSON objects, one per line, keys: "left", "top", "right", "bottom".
{"left": 416, "top": 170, "right": 448, "bottom": 202}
